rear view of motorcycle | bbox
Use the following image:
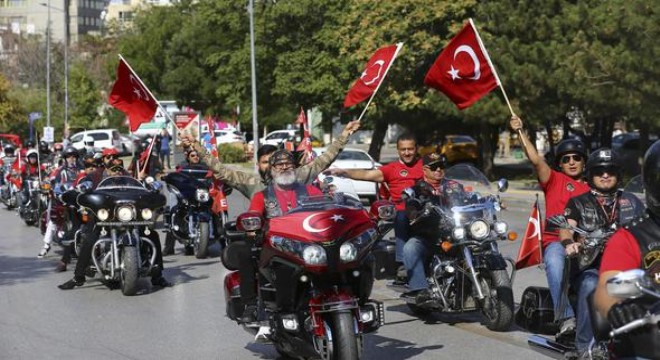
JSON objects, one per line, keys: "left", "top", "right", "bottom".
{"left": 162, "top": 168, "right": 227, "bottom": 258}
{"left": 0, "top": 163, "right": 19, "bottom": 209}
{"left": 222, "top": 190, "right": 393, "bottom": 360}
{"left": 77, "top": 176, "right": 165, "bottom": 296}
{"left": 20, "top": 177, "right": 45, "bottom": 226}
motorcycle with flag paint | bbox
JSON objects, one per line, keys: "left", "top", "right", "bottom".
{"left": 395, "top": 164, "right": 517, "bottom": 332}
{"left": 223, "top": 188, "right": 394, "bottom": 359}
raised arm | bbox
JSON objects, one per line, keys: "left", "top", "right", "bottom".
{"left": 510, "top": 115, "right": 552, "bottom": 184}
{"left": 326, "top": 167, "right": 385, "bottom": 183}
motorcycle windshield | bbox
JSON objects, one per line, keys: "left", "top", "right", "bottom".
{"left": 97, "top": 176, "right": 146, "bottom": 191}
{"left": 443, "top": 164, "right": 499, "bottom": 223}
{"left": 289, "top": 193, "right": 363, "bottom": 213}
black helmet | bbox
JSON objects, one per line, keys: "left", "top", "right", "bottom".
{"left": 3, "top": 144, "right": 15, "bottom": 154}
{"left": 39, "top": 140, "right": 50, "bottom": 153}
{"left": 268, "top": 149, "right": 295, "bottom": 168}
{"left": 63, "top": 146, "right": 79, "bottom": 158}
{"left": 555, "top": 138, "right": 587, "bottom": 164}
{"left": 643, "top": 141, "right": 660, "bottom": 218}
{"left": 585, "top": 148, "right": 620, "bottom": 193}
{"left": 26, "top": 139, "right": 36, "bottom": 148}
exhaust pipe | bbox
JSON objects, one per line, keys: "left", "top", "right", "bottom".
{"left": 527, "top": 335, "right": 572, "bottom": 360}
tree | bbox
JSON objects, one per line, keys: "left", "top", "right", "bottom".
{"left": 0, "top": 73, "right": 26, "bottom": 136}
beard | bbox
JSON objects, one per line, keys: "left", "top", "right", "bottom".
{"left": 273, "top": 169, "right": 296, "bottom": 186}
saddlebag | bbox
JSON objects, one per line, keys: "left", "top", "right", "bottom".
{"left": 372, "top": 238, "right": 397, "bottom": 280}
{"left": 515, "top": 286, "right": 558, "bottom": 335}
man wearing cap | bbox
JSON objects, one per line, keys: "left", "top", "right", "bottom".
{"left": 179, "top": 120, "right": 361, "bottom": 198}
{"left": 236, "top": 149, "right": 324, "bottom": 323}
{"left": 101, "top": 148, "right": 119, "bottom": 169}
{"left": 400, "top": 152, "right": 465, "bottom": 304}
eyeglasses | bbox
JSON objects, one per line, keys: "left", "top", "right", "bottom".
{"left": 188, "top": 154, "right": 199, "bottom": 159}
{"left": 104, "top": 155, "right": 118, "bottom": 160}
{"left": 592, "top": 167, "right": 617, "bottom": 177}
{"left": 428, "top": 163, "right": 444, "bottom": 172}
{"left": 272, "top": 162, "right": 293, "bottom": 170}
{"left": 560, "top": 154, "right": 583, "bottom": 164}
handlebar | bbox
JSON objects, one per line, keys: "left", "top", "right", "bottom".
{"left": 609, "top": 313, "right": 660, "bottom": 337}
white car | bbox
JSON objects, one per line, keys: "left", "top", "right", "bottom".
{"left": 249, "top": 129, "right": 298, "bottom": 146}
{"left": 314, "top": 147, "right": 381, "bottom": 201}
{"left": 70, "top": 129, "right": 123, "bottom": 152}
{"left": 214, "top": 129, "right": 246, "bottom": 144}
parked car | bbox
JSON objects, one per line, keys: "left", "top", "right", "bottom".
{"left": 119, "top": 134, "right": 141, "bottom": 155}
{"left": 214, "top": 129, "right": 246, "bottom": 144}
{"left": 419, "top": 134, "right": 479, "bottom": 165}
{"left": 313, "top": 147, "right": 381, "bottom": 201}
{"left": 70, "top": 129, "right": 123, "bottom": 152}
{"left": 613, "top": 133, "right": 658, "bottom": 177}
{"left": 249, "top": 129, "right": 298, "bottom": 146}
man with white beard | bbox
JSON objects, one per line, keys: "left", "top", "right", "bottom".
{"left": 236, "top": 150, "right": 323, "bottom": 323}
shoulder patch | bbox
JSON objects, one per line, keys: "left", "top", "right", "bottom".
{"left": 564, "top": 208, "right": 572, "bottom": 216}
{"left": 566, "top": 183, "right": 575, "bottom": 192}
{"left": 399, "top": 169, "right": 409, "bottom": 177}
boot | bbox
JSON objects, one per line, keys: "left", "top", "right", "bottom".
{"left": 163, "top": 234, "right": 175, "bottom": 256}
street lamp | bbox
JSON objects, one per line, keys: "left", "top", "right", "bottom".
{"left": 40, "top": 1, "right": 68, "bottom": 140}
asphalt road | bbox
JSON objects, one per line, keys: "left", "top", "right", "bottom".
{"left": 0, "top": 188, "right": 549, "bottom": 360}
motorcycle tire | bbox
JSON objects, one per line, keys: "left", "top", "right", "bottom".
{"left": 329, "top": 311, "right": 361, "bottom": 360}
{"left": 195, "top": 222, "right": 210, "bottom": 259}
{"left": 479, "top": 269, "right": 514, "bottom": 332}
{"left": 120, "top": 246, "right": 140, "bottom": 296}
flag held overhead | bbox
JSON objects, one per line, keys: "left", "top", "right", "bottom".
{"left": 108, "top": 57, "right": 158, "bottom": 132}
{"left": 424, "top": 19, "right": 500, "bottom": 110}
{"left": 344, "top": 43, "right": 402, "bottom": 109}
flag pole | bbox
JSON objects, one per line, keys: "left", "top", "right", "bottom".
{"left": 536, "top": 193, "right": 545, "bottom": 269}
{"left": 140, "top": 135, "right": 157, "bottom": 175}
{"left": 355, "top": 42, "right": 404, "bottom": 123}
{"left": 468, "top": 19, "right": 516, "bottom": 117}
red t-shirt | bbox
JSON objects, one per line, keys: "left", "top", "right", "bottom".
{"left": 599, "top": 229, "right": 641, "bottom": 274}
{"left": 540, "top": 169, "right": 590, "bottom": 248}
{"left": 380, "top": 159, "right": 424, "bottom": 210}
{"left": 249, "top": 184, "right": 323, "bottom": 216}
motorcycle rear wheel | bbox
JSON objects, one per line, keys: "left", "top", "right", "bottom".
{"left": 120, "top": 246, "right": 139, "bottom": 296}
{"left": 479, "top": 269, "right": 514, "bottom": 332}
{"left": 195, "top": 222, "right": 210, "bottom": 259}
{"left": 329, "top": 311, "right": 361, "bottom": 360}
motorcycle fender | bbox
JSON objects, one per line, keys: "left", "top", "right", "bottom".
{"left": 119, "top": 233, "right": 138, "bottom": 247}
{"left": 224, "top": 271, "right": 243, "bottom": 321}
{"left": 197, "top": 211, "right": 212, "bottom": 223}
{"left": 480, "top": 253, "right": 508, "bottom": 271}
{"left": 309, "top": 290, "right": 359, "bottom": 337}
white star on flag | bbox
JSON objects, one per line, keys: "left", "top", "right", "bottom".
{"left": 133, "top": 87, "right": 143, "bottom": 99}
{"left": 447, "top": 65, "right": 461, "bottom": 80}
{"left": 330, "top": 214, "right": 344, "bottom": 222}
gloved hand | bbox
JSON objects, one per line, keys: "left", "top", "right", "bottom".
{"left": 607, "top": 300, "right": 647, "bottom": 329}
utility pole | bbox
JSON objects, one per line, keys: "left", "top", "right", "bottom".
{"left": 248, "top": 0, "right": 259, "bottom": 168}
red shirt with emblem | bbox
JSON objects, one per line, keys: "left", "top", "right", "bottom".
{"left": 599, "top": 228, "right": 641, "bottom": 273}
{"left": 380, "top": 159, "right": 424, "bottom": 210}
{"left": 249, "top": 184, "right": 323, "bottom": 216}
{"left": 540, "top": 169, "right": 590, "bottom": 248}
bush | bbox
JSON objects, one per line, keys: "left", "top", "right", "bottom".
{"left": 217, "top": 143, "right": 246, "bottom": 163}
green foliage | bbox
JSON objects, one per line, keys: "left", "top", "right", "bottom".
{"left": 0, "top": 74, "right": 26, "bottom": 136}
{"left": 217, "top": 144, "right": 246, "bottom": 163}
{"left": 68, "top": 63, "right": 102, "bottom": 128}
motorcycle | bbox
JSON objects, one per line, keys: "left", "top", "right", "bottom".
{"left": 19, "top": 176, "right": 45, "bottom": 226}
{"left": 162, "top": 167, "right": 229, "bottom": 258}
{"left": 390, "top": 164, "right": 517, "bottom": 332}
{"left": 77, "top": 176, "right": 165, "bottom": 296}
{"left": 39, "top": 182, "right": 80, "bottom": 248}
{"left": 0, "top": 164, "right": 19, "bottom": 209}
{"left": 222, "top": 180, "right": 393, "bottom": 359}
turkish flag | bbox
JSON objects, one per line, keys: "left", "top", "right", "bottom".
{"left": 295, "top": 108, "right": 314, "bottom": 165}
{"left": 207, "top": 117, "right": 218, "bottom": 158}
{"left": 515, "top": 200, "right": 544, "bottom": 270}
{"left": 344, "top": 44, "right": 400, "bottom": 108}
{"left": 108, "top": 59, "right": 158, "bottom": 132}
{"left": 424, "top": 20, "right": 499, "bottom": 109}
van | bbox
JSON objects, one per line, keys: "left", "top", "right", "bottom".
{"left": 70, "top": 129, "right": 123, "bottom": 152}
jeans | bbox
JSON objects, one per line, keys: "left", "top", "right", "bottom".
{"left": 402, "top": 236, "right": 431, "bottom": 291}
{"left": 394, "top": 210, "right": 409, "bottom": 263}
{"left": 160, "top": 149, "right": 170, "bottom": 169}
{"left": 572, "top": 267, "right": 598, "bottom": 351}
{"left": 544, "top": 242, "right": 574, "bottom": 320}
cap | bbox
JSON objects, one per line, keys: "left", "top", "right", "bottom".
{"left": 422, "top": 152, "right": 448, "bottom": 169}
{"left": 268, "top": 149, "right": 295, "bottom": 167}
{"left": 102, "top": 148, "right": 119, "bottom": 157}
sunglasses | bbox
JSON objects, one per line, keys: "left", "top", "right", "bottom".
{"left": 66, "top": 154, "right": 77, "bottom": 158}
{"left": 428, "top": 163, "right": 444, "bottom": 172}
{"left": 188, "top": 153, "right": 199, "bottom": 158}
{"left": 84, "top": 163, "right": 96, "bottom": 169}
{"left": 273, "top": 162, "right": 293, "bottom": 169}
{"left": 560, "top": 154, "right": 583, "bottom": 164}
{"left": 592, "top": 167, "right": 617, "bottom": 177}
{"left": 104, "top": 155, "right": 118, "bottom": 160}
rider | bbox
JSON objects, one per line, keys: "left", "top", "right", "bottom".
{"left": 37, "top": 146, "right": 82, "bottom": 259}
{"left": 237, "top": 150, "right": 324, "bottom": 323}
{"left": 0, "top": 144, "right": 17, "bottom": 187}
{"left": 19, "top": 149, "right": 44, "bottom": 212}
{"left": 81, "top": 136, "right": 96, "bottom": 157}
{"left": 180, "top": 120, "right": 361, "bottom": 198}
{"left": 558, "top": 148, "right": 645, "bottom": 357}
{"left": 325, "top": 132, "right": 424, "bottom": 284}
{"left": 510, "top": 115, "right": 590, "bottom": 337}
{"left": 58, "top": 160, "right": 171, "bottom": 290}
{"left": 400, "top": 152, "right": 464, "bottom": 304}
{"left": 594, "top": 141, "right": 660, "bottom": 358}
{"left": 52, "top": 143, "right": 64, "bottom": 166}
{"left": 101, "top": 148, "right": 120, "bottom": 169}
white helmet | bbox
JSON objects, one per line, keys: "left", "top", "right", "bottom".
{"left": 26, "top": 149, "right": 39, "bottom": 158}
{"left": 83, "top": 136, "right": 94, "bottom": 146}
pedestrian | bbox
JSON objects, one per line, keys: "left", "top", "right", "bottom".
{"left": 159, "top": 128, "right": 172, "bottom": 169}
{"left": 498, "top": 128, "right": 511, "bottom": 157}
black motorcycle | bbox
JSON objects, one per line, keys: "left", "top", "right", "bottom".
{"left": 77, "top": 176, "right": 165, "bottom": 296}
{"left": 162, "top": 168, "right": 226, "bottom": 259}
{"left": 20, "top": 176, "right": 46, "bottom": 226}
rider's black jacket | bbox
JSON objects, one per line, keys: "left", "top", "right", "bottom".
{"left": 405, "top": 178, "right": 464, "bottom": 240}
{"left": 565, "top": 190, "right": 644, "bottom": 234}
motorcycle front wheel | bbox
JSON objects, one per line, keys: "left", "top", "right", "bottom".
{"left": 329, "top": 311, "right": 361, "bottom": 360}
{"left": 479, "top": 269, "right": 514, "bottom": 331}
{"left": 195, "top": 222, "right": 210, "bottom": 259}
{"left": 120, "top": 246, "right": 139, "bottom": 296}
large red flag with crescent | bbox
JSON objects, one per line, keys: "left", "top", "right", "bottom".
{"left": 108, "top": 58, "right": 158, "bottom": 132}
{"left": 515, "top": 199, "right": 544, "bottom": 270}
{"left": 344, "top": 44, "right": 400, "bottom": 108}
{"left": 207, "top": 117, "right": 218, "bottom": 158}
{"left": 295, "top": 108, "right": 314, "bottom": 165}
{"left": 424, "top": 20, "right": 499, "bottom": 109}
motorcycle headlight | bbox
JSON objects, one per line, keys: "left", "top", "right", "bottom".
{"left": 339, "top": 243, "right": 358, "bottom": 263}
{"left": 195, "top": 189, "right": 209, "bottom": 203}
{"left": 469, "top": 220, "right": 490, "bottom": 240}
{"left": 141, "top": 208, "right": 153, "bottom": 220}
{"left": 452, "top": 227, "right": 466, "bottom": 240}
{"left": 117, "top": 206, "right": 135, "bottom": 222}
{"left": 494, "top": 221, "right": 508, "bottom": 235}
{"left": 97, "top": 208, "right": 109, "bottom": 221}
{"left": 302, "top": 245, "right": 327, "bottom": 266}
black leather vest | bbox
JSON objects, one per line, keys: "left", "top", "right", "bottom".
{"left": 263, "top": 183, "right": 310, "bottom": 219}
{"left": 629, "top": 214, "right": 660, "bottom": 289}
{"left": 571, "top": 191, "right": 644, "bottom": 232}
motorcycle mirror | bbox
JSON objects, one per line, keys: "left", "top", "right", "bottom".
{"left": 149, "top": 180, "right": 163, "bottom": 192}
{"left": 547, "top": 215, "right": 569, "bottom": 229}
{"left": 76, "top": 181, "right": 92, "bottom": 193}
{"left": 606, "top": 269, "right": 648, "bottom": 299}
{"left": 497, "top": 178, "right": 509, "bottom": 193}
{"left": 145, "top": 176, "right": 155, "bottom": 185}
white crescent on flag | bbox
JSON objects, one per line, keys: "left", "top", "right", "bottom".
{"left": 451, "top": 45, "right": 481, "bottom": 81}
{"left": 361, "top": 60, "right": 385, "bottom": 86}
{"left": 527, "top": 216, "right": 540, "bottom": 239}
{"left": 302, "top": 213, "right": 332, "bottom": 233}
